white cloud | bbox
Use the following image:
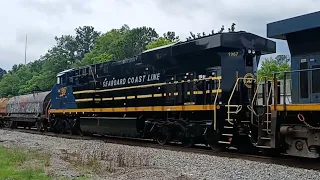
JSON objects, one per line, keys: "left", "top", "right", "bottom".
{"left": 0, "top": 0, "right": 319, "bottom": 70}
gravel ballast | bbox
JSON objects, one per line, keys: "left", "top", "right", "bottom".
{"left": 0, "top": 129, "right": 319, "bottom": 180}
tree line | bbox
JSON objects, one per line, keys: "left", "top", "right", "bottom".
{"left": 0, "top": 25, "right": 180, "bottom": 97}
{"left": 0, "top": 24, "right": 289, "bottom": 97}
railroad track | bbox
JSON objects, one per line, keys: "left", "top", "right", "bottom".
{"left": 2, "top": 127, "right": 320, "bottom": 171}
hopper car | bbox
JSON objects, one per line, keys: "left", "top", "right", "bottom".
{"left": 1, "top": 11, "right": 320, "bottom": 159}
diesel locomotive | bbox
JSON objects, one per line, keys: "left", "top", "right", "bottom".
{"left": 48, "top": 30, "right": 275, "bottom": 152}
{"left": 1, "top": 11, "right": 320, "bottom": 159}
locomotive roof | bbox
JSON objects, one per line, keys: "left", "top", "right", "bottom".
{"left": 57, "top": 68, "right": 75, "bottom": 77}
{"left": 142, "top": 31, "right": 276, "bottom": 57}
{"left": 267, "top": 11, "right": 320, "bottom": 40}
{"left": 142, "top": 43, "right": 177, "bottom": 53}
{"left": 131, "top": 31, "right": 276, "bottom": 67}
{"left": 63, "top": 31, "right": 275, "bottom": 74}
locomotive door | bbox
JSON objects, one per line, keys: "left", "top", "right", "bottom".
{"left": 309, "top": 54, "right": 320, "bottom": 103}
{"left": 299, "top": 56, "right": 311, "bottom": 103}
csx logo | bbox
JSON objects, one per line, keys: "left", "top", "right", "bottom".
{"left": 58, "top": 87, "right": 67, "bottom": 97}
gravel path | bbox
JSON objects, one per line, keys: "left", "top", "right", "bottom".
{"left": 0, "top": 129, "right": 319, "bottom": 180}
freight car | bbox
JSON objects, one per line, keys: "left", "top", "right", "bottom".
{"left": 0, "top": 98, "right": 9, "bottom": 127}
{"left": 0, "top": 92, "right": 51, "bottom": 130}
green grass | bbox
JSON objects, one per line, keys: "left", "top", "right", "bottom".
{"left": 0, "top": 146, "right": 51, "bottom": 180}
{"left": 0, "top": 146, "right": 92, "bottom": 180}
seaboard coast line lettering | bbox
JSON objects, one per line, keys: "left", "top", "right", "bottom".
{"left": 103, "top": 73, "right": 160, "bottom": 88}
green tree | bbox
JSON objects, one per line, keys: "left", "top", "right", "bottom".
{"left": 258, "top": 55, "right": 290, "bottom": 79}
{"left": 0, "top": 68, "right": 7, "bottom": 79}
{"left": 163, "top": 31, "right": 180, "bottom": 42}
{"left": 74, "top": 26, "right": 101, "bottom": 60}
{"left": 78, "top": 25, "right": 160, "bottom": 67}
{"left": 121, "top": 26, "right": 159, "bottom": 58}
{"left": 73, "top": 52, "right": 113, "bottom": 67}
{"left": 52, "top": 35, "right": 78, "bottom": 64}
{"left": 25, "top": 26, "right": 100, "bottom": 92}
{"left": 146, "top": 37, "right": 174, "bottom": 50}
{"left": 0, "top": 24, "right": 182, "bottom": 97}
{"left": 0, "top": 64, "right": 34, "bottom": 97}
{"left": 82, "top": 25, "right": 130, "bottom": 62}
{"left": 275, "top": 54, "right": 290, "bottom": 65}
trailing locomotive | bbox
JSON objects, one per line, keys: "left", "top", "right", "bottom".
{"left": 259, "top": 11, "right": 320, "bottom": 158}
{"left": 2, "top": 11, "right": 320, "bottom": 159}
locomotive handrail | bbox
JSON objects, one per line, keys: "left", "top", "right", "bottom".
{"left": 250, "top": 76, "right": 275, "bottom": 106}
{"left": 45, "top": 99, "right": 51, "bottom": 119}
{"left": 265, "top": 81, "right": 274, "bottom": 134}
{"left": 272, "top": 72, "right": 290, "bottom": 110}
{"left": 89, "top": 66, "right": 97, "bottom": 84}
{"left": 228, "top": 77, "right": 256, "bottom": 105}
{"left": 250, "top": 76, "right": 264, "bottom": 124}
{"left": 250, "top": 76, "right": 280, "bottom": 124}
{"left": 227, "top": 77, "right": 255, "bottom": 125}
{"left": 73, "top": 76, "right": 222, "bottom": 95}
{"left": 273, "top": 67, "right": 320, "bottom": 74}
{"left": 213, "top": 79, "right": 221, "bottom": 130}
{"left": 273, "top": 68, "right": 320, "bottom": 110}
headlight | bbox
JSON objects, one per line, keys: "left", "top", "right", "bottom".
{"left": 248, "top": 49, "right": 252, "bottom": 54}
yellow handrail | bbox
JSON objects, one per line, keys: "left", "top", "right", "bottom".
{"left": 265, "top": 81, "right": 275, "bottom": 134}
{"left": 213, "top": 79, "right": 221, "bottom": 130}
{"left": 250, "top": 76, "right": 267, "bottom": 124}
{"left": 249, "top": 76, "right": 277, "bottom": 133}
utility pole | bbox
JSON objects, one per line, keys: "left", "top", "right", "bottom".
{"left": 24, "top": 34, "right": 27, "bottom": 65}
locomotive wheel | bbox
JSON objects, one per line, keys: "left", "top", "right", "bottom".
{"left": 60, "top": 120, "right": 68, "bottom": 134}
{"left": 52, "top": 119, "right": 67, "bottom": 134}
{"left": 156, "top": 125, "right": 170, "bottom": 145}
{"left": 68, "top": 120, "right": 75, "bottom": 135}
{"left": 181, "top": 137, "right": 194, "bottom": 148}
{"left": 36, "top": 121, "right": 44, "bottom": 132}
{"left": 9, "top": 121, "right": 17, "bottom": 129}
{"left": 179, "top": 129, "right": 194, "bottom": 148}
{"left": 50, "top": 119, "right": 59, "bottom": 133}
{"left": 43, "top": 122, "right": 48, "bottom": 132}
{"left": 5, "top": 121, "right": 11, "bottom": 128}
{"left": 68, "top": 119, "right": 83, "bottom": 136}
{"left": 208, "top": 142, "right": 225, "bottom": 152}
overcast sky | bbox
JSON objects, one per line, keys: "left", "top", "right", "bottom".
{"left": 0, "top": 0, "right": 319, "bottom": 70}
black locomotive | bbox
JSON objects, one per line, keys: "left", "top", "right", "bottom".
{"left": 48, "top": 31, "right": 275, "bottom": 151}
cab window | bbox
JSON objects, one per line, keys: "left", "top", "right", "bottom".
{"left": 57, "top": 77, "right": 61, "bottom": 84}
